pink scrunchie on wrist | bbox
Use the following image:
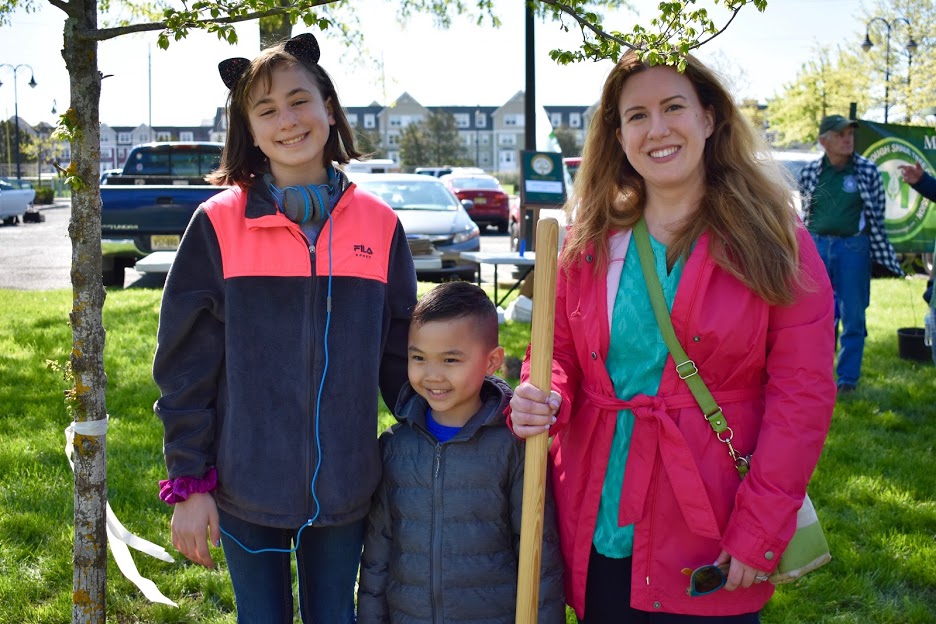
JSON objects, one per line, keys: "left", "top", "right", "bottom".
{"left": 159, "top": 467, "right": 218, "bottom": 505}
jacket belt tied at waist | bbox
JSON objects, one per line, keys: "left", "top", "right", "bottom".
{"left": 583, "top": 385, "right": 761, "bottom": 541}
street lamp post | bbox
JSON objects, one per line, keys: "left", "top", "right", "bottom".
{"left": 475, "top": 107, "right": 481, "bottom": 167}
{"left": 862, "top": 17, "right": 917, "bottom": 124}
{"left": 0, "top": 63, "right": 38, "bottom": 179}
{"left": 37, "top": 100, "right": 57, "bottom": 189}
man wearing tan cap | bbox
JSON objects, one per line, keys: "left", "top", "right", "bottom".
{"left": 797, "top": 115, "right": 902, "bottom": 395}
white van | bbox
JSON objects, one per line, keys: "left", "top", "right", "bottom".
{"left": 343, "top": 159, "right": 400, "bottom": 174}
{"left": 415, "top": 166, "right": 484, "bottom": 177}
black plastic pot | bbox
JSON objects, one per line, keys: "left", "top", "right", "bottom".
{"left": 896, "top": 327, "right": 931, "bottom": 362}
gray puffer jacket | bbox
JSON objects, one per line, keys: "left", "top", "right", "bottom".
{"left": 357, "top": 376, "right": 565, "bottom": 624}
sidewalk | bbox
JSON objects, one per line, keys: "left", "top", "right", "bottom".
{"left": 33, "top": 197, "right": 71, "bottom": 211}
{"left": 24, "top": 197, "right": 70, "bottom": 222}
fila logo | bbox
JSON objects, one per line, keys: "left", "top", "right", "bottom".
{"left": 354, "top": 243, "right": 374, "bottom": 257}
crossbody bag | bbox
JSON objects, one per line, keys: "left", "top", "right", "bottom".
{"left": 632, "top": 218, "right": 831, "bottom": 584}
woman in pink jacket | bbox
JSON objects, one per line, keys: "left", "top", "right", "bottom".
{"left": 509, "top": 51, "right": 835, "bottom": 622}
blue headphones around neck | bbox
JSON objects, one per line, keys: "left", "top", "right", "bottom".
{"left": 265, "top": 166, "right": 338, "bottom": 225}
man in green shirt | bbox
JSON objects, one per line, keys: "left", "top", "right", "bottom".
{"left": 797, "top": 115, "right": 902, "bottom": 394}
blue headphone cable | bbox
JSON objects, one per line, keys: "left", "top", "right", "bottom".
{"left": 219, "top": 203, "right": 334, "bottom": 556}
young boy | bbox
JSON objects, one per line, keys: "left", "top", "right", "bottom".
{"left": 357, "top": 281, "right": 566, "bottom": 623}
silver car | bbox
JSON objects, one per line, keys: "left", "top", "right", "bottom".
{"left": 350, "top": 172, "right": 481, "bottom": 281}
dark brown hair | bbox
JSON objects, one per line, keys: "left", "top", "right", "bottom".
{"left": 411, "top": 281, "right": 499, "bottom": 350}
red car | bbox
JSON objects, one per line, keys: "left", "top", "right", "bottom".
{"left": 439, "top": 173, "right": 510, "bottom": 233}
{"left": 563, "top": 156, "right": 582, "bottom": 181}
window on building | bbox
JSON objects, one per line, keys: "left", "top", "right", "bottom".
{"left": 499, "top": 150, "right": 516, "bottom": 167}
{"left": 503, "top": 114, "right": 524, "bottom": 127}
{"left": 455, "top": 113, "right": 470, "bottom": 128}
{"left": 179, "top": 131, "right": 194, "bottom": 141}
{"left": 499, "top": 134, "right": 516, "bottom": 146}
{"left": 347, "top": 113, "right": 358, "bottom": 126}
{"left": 156, "top": 132, "right": 172, "bottom": 141}
{"left": 118, "top": 133, "right": 132, "bottom": 144}
{"left": 550, "top": 112, "right": 562, "bottom": 127}
{"left": 387, "top": 134, "right": 399, "bottom": 146}
{"left": 475, "top": 111, "right": 486, "bottom": 128}
{"left": 101, "top": 148, "right": 113, "bottom": 158}
{"left": 570, "top": 113, "right": 582, "bottom": 128}
{"left": 364, "top": 114, "right": 376, "bottom": 129}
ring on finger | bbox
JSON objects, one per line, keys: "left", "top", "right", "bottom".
{"left": 754, "top": 573, "right": 769, "bottom": 582}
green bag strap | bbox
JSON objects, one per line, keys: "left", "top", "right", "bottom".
{"left": 632, "top": 218, "right": 749, "bottom": 477}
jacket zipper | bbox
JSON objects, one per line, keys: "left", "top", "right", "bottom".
{"left": 305, "top": 237, "right": 318, "bottom": 521}
{"left": 431, "top": 443, "right": 443, "bottom": 624}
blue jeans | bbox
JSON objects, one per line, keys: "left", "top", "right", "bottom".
{"left": 219, "top": 509, "right": 364, "bottom": 624}
{"left": 810, "top": 232, "right": 871, "bottom": 387}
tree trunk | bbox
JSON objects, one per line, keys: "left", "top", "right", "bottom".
{"left": 259, "top": 1, "right": 293, "bottom": 49}
{"left": 63, "top": 1, "right": 108, "bottom": 622}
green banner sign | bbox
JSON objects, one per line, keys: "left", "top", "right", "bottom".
{"left": 855, "top": 120, "right": 936, "bottom": 253}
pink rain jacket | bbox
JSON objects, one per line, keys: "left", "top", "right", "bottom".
{"left": 521, "top": 226, "right": 835, "bottom": 617}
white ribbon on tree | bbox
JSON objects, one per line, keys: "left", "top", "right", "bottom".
{"left": 65, "top": 416, "right": 178, "bottom": 607}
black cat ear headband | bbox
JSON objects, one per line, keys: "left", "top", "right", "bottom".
{"left": 218, "top": 32, "right": 322, "bottom": 90}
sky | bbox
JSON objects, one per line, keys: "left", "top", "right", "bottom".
{"left": 0, "top": 0, "right": 871, "bottom": 128}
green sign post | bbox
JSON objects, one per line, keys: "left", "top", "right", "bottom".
{"left": 520, "top": 151, "right": 565, "bottom": 205}
{"left": 518, "top": 151, "right": 566, "bottom": 251}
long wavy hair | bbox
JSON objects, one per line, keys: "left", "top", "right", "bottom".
{"left": 207, "top": 42, "right": 363, "bottom": 188}
{"left": 562, "top": 50, "right": 803, "bottom": 305}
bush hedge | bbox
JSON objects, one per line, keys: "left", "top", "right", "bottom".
{"left": 33, "top": 186, "right": 55, "bottom": 204}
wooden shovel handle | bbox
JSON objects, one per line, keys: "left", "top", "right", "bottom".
{"left": 515, "top": 217, "right": 559, "bottom": 624}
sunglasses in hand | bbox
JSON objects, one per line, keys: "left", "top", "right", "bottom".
{"left": 684, "top": 562, "right": 730, "bottom": 597}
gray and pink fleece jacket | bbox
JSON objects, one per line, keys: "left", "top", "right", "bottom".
{"left": 153, "top": 181, "right": 417, "bottom": 529}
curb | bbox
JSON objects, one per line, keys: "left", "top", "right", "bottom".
{"left": 35, "top": 198, "right": 71, "bottom": 210}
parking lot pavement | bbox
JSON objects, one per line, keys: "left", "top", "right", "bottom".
{"left": 0, "top": 201, "right": 73, "bottom": 291}
{"left": 0, "top": 201, "right": 515, "bottom": 291}
{"left": 0, "top": 199, "right": 167, "bottom": 291}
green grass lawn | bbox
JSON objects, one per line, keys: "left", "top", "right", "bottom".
{"left": 0, "top": 277, "right": 934, "bottom": 623}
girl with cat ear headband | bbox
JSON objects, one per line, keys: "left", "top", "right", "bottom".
{"left": 153, "top": 32, "right": 417, "bottom": 623}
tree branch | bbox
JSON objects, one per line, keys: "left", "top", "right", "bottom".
{"left": 539, "top": 0, "right": 759, "bottom": 63}
{"left": 660, "top": 1, "right": 683, "bottom": 42}
{"left": 47, "top": 0, "right": 71, "bottom": 14}
{"left": 691, "top": 6, "right": 743, "bottom": 49}
{"left": 83, "top": 6, "right": 301, "bottom": 41}
{"left": 537, "top": 0, "right": 637, "bottom": 52}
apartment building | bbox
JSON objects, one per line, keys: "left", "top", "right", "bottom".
{"left": 4, "top": 91, "right": 593, "bottom": 175}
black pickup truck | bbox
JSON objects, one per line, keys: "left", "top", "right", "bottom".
{"left": 100, "top": 142, "right": 226, "bottom": 286}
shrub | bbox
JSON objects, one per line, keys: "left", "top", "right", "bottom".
{"left": 33, "top": 186, "right": 55, "bottom": 204}
{"left": 497, "top": 171, "right": 519, "bottom": 192}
